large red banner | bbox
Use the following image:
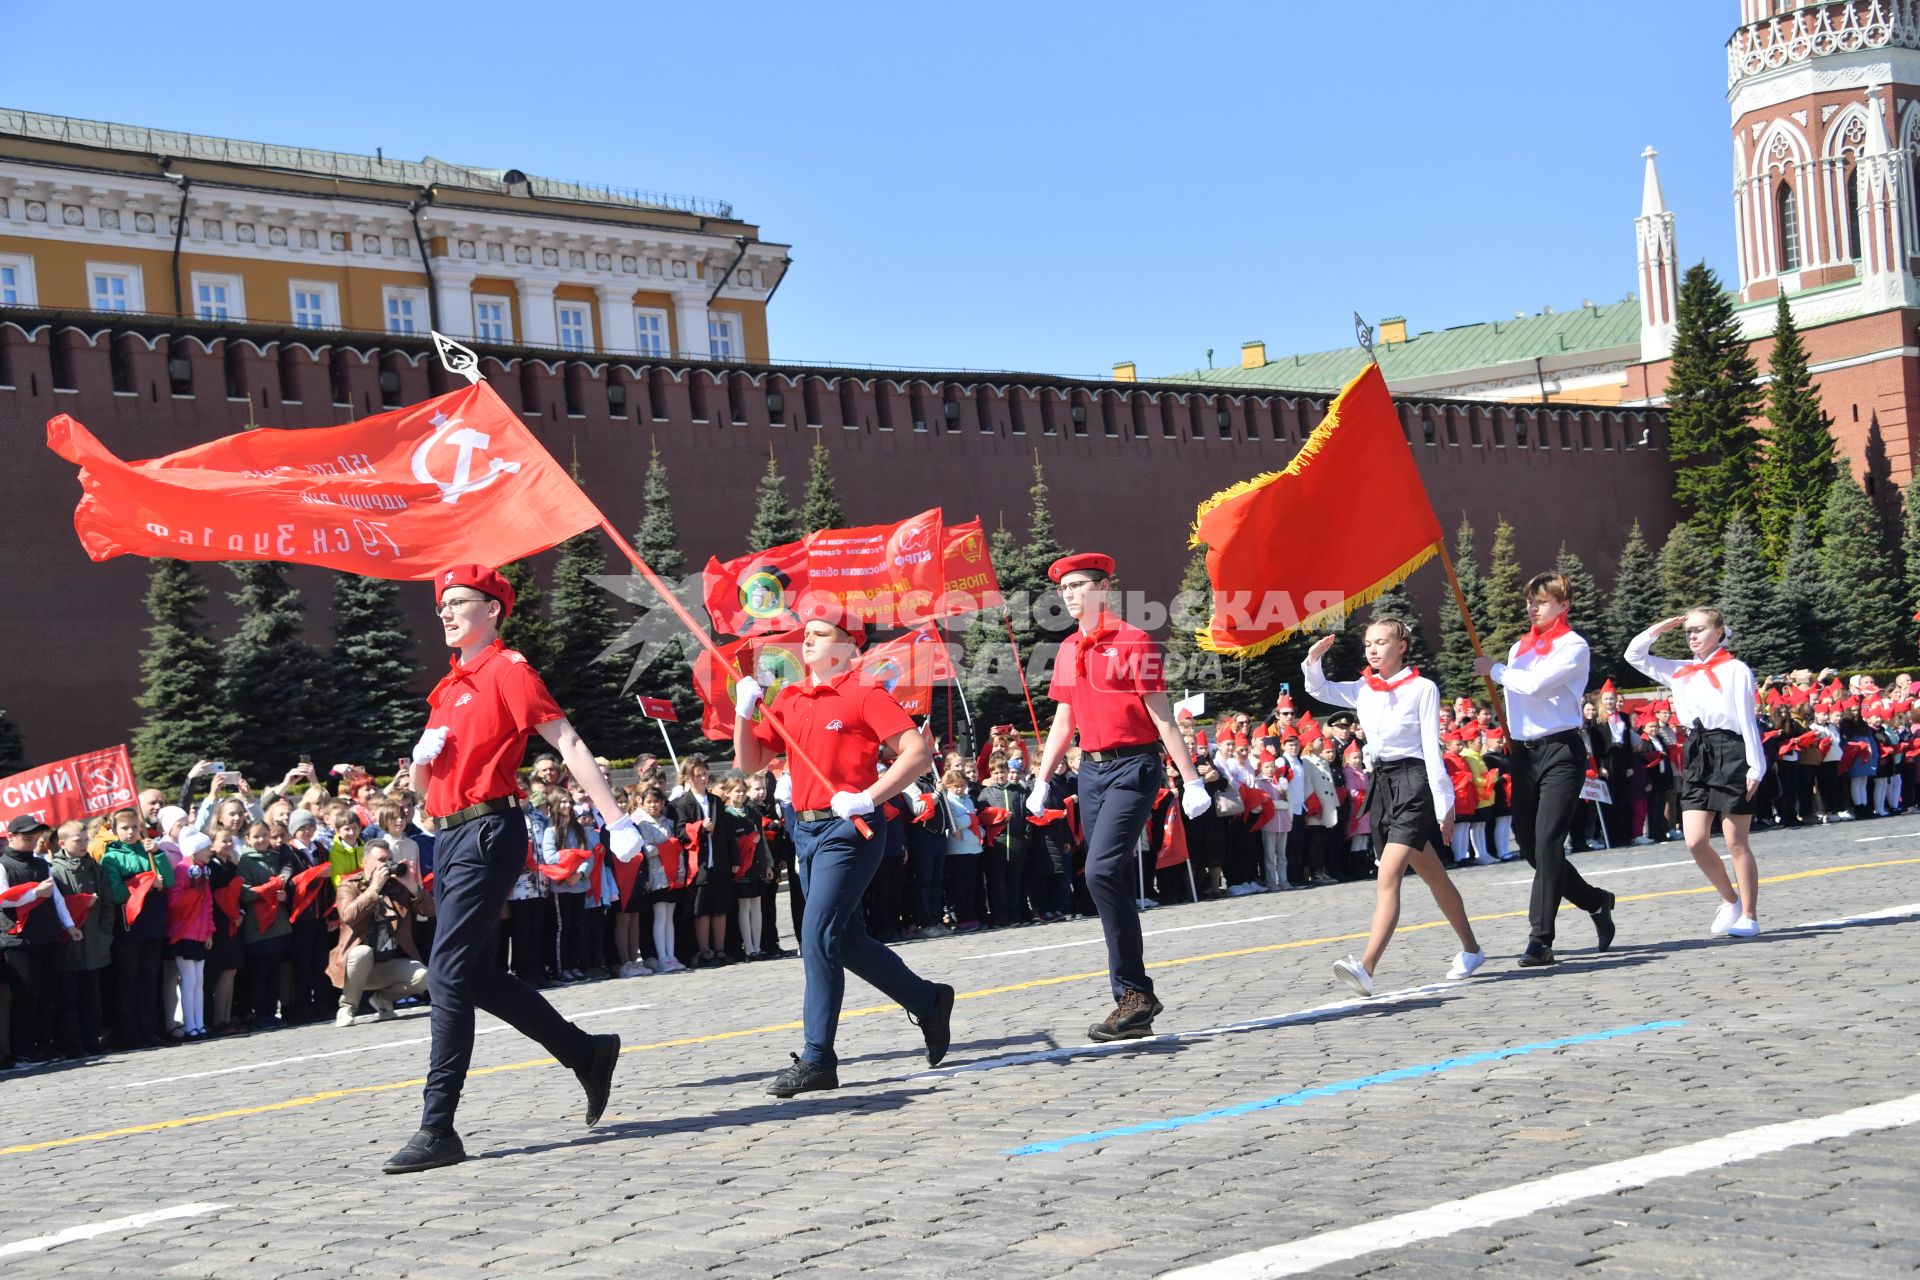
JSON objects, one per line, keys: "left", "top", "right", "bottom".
{"left": 804, "top": 508, "right": 944, "bottom": 624}
{"left": 692, "top": 625, "right": 954, "bottom": 741}
{"left": 0, "top": 744, "right": 137, "bottom": 829}
{"left": 46, "top": 382, "right": 602, "bottom": 579}
{"left": 937, "top": 518, "right": 1003, "bottom": 615}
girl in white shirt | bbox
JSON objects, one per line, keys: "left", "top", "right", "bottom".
{"left": 1306, "top": 621, "right": 1483, "bottom": 997}
{"left": 1625, "top": 608, "right": 1765, "bottom": 937}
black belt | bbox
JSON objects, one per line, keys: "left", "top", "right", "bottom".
{"left": 435, "top": 795, "right": 520, "bottom": 831}
{"left": 796, "top": 807, "right": 837, "bottom": 823}
{"left": 1082, "top": 742, "right": 1159, "bottom": 763}
{"left": 1517, "top": 728, "right": 1586, "bottom": 748}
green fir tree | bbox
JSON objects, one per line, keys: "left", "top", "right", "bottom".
{"left": 800, "top": 439, "right": 845, "bottom": 535}
{"left": 1555, "top": 544, "right": 1601, "bottom": 683}
{"left": 1479, "top": 518, "right": 1526, "bottom": 657}
{"left": 328, "top": 574, "right": 419, "bottom": 768}
{"left": 1655, "top": 521, "right": 1721, "bottom": 659}
{"left": 1664, "top": 262, "right": 1764, "bottom": 537}
{"left": 960, "top": 518, "right": 1035, "bottom": 739}
{"left": 1755, "top": 293, "right": 1839, "bottom": 565}
{"left": 1778, "top": 512, "right": 1838, "bottom": 667}
{"left": 1817, "top": 472, "right": 1904, "bottom": 667}
{"left": 1018, "top": 457, "right": 1070, "bottom": 723}
{"left": 1436, "top": 518, "right": 1486, "bottom": 701}
{"left": 747, "top": 450, "right": 802, "bottom": 553}
{"left": 216, "top": 561, "right": 322, "bottom": 779}
{"left": 1716, "top": 512, "right": 1795, "bottom": 677}
{"left": 496, "top": 559, "right": 555, "bottom": 672}
{"left": 1601, "top": 521, "right": 1664, "bottom": 687}
{"left": 626, "top": 439, "right": 700, "bottom": 738}
{"left": 547, "top": 524, "right": 634, "bottom": 754}
{"left": 1902, "top": 490, "right": 1920, "bottom": 664}
{"left": 1161, "top": 546, "right": 1260, "bottom": 710}
{"left": 132, "top": 559, "right": 227, "bottom": 787}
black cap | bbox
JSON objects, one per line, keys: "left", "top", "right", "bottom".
{"left": 7, "top": 814, "right": 50, "bottom": 835}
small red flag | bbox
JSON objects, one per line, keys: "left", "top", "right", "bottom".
{"left": 534, "top": 847, "right": 594, "bottom": 882}
{"left": 124, "top": 869, "right": 162, "bottom": 926}
{"left": 63, "top": 891, "right": 97, "bottom": 928}
{"left": 289, "top": 862, "right": 333, "bottom": 922}
{"left": 213, "top": 878, "right": 244, "bottom": 925}
{"left": 611, "top": 851, "right": 646, "bottom": 907}
{"left": 1, "top": 882, "right": 45, "bottom": 934}
{"left": 1155, "top": 796, "right": 1190, "bottom": 870}
{"left": 249, "top": 877, "right": 286, "bottom": 932}
{"left": 635, "top": 695, "right": 679, "bottom": 723}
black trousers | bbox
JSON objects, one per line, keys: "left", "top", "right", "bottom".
{"left": 1078, "top": 754, "right": 1158, "bottom": 1001}
{"left": 944, "top": 854, "right": 981, "bottom": 925}
{"left": 1511, "top": 731, "right": 1612, "bottom": 947}
{"left": 505, "top": 898, "right": 544, "bottom": 983}
{"left": 984, "top": 846, "right": 1029, "bottom": 925}
{"left": 55, "top": 966, "right": 104, "bottom": 1054}
{"left": 245, "top": 934, "right": 289, "bottom": 1026}
{"left": 423, "top": 810, "right": 590, "bottom": 1134}
{"left": 1, "top": 945, "right": 55, "bottom": 1057}
{"left": 286, "top": 916, "right": 330, "bottom": 1021}
{"left": 112, "top": 932, "right": 165, "bottom": 1042}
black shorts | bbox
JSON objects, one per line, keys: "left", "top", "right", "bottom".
{"left": 1368, "top": 758, "right": 1446, "bottom": 856}
{"left": 1681, "top": 728, "right": 1755, "bottom": 816}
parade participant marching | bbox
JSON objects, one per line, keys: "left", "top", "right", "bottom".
{"left": 1028, "top": 553, "right": 1210, "bottom": 1041}
{"left": 731, "top": 609, "right": 955, "bottom": 1097}
{"left": 1304, "top": 623, "right": 1483, "bottom": 997}
{"left": 384, "top": 564, "right": 633, "bottom": 1174}
{"left": 1626, "top": 609, "right": 1767, "bottom": 937}
{"left": 1473, "top": 572, "right": 1618, "bottom": 967}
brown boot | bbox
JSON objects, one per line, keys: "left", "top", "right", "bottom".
{"left": 1088, "top": 988, "right": 1163, "bottom": 1042}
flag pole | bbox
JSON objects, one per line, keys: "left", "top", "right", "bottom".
{"left": 1002, "top": 613, "right": 1047, "bottom": 757}
{"left": 655, "top": 719, "right": 680, "bottom": 774}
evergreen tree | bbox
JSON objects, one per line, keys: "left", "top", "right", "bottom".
{"left": 216, "top": 561, "right": 322, "bottom": 779}
{"left": 496, "top": 559, "right": 555, "bottom": 672}
{"left": 1755, "top": 293, "right": 1839, "bottom": 564}
{"left": 1555, "top": 544, "right": 1601, "bottom": 669}
{"left": 1654, "top": 520, "right": 1720, "bottom": 660}
{"left": 1903, "top": 489, "right": 1920, "bottom": 664}
{"left": 1018, "top": 457, "right": 1070, "bottom": 723}
{"left": 1817, "top": 472, "right": 1904, "bottom": 667}
{"left": 547, "top": 525, "right": 634, "bottom": 753}
{"left": 0, "top": 707, "right": 21, "bottom": 775}
{"left": 1161, "top": 546, "right": 1260, "bottom": 710}
{"left": 1436, "top": 518, "right": 1486, "bottom": 700}
{"left": 132, "top": 559, "right": 227, "bottom": 786}
{"left": 1716, "top": 512, "right": 1795, "bottom": 677}
{"left": 328, "top": 574, "right": 419, "bottom": 767}
{"left": 1601, "top": 521, "right": 1664, "bottom": 687}
{"left": 1366, "top": 584, "right": 1434, "bottom": 672}
{"left": 1480, "top": 518, "right": 1526, "bottom": 657}
{"left": 1778, "top": 512, "right": 1839, "bottom": 668}
{"left": 747, "top": 451, "right": 802, "bottom": 553}
{"left": 960, "top": 519, "right": 1034, "bottom": 738}
{"left": 626, "top": 439, "right": 700, "bottom": 737}
{"left": 1665, "top": 262, "right": 1764, "bottom": 537}
{"left": 800, "top": 439, "right": 845, "bottom": 535}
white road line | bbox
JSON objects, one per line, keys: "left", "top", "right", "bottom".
{"left": 1798, "top": 903, "right": 1920, "bottom": 928}
{"left": 962, "top": 912, "right": 1296, "bottom": 960}
{"left": 1160, "top": 1093, "right": 1920, "bottom": 1279}
{"left": 0, "top": 1202, "right": 231, "bottom": 1259}
{"left": 1487, "top": 858, "right": 1695, "bottom": 886}
{"left": 1855, "top": 832, "right": 1914, "bottom": 842}
{"left": 128, "top": 1002, "right": 653, "bottom": 1088}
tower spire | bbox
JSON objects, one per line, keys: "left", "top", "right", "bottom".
{"left": 1635, "top": 146, "right": 1679, "bottom": 362}
{"left": 1639, "top": 146, "right": 1667, "bottom": 217}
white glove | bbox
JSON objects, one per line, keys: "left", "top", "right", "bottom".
{"left": 773, "top": 772, "right": 793, "bottom": 805}
{"left": 830, "top": 790, "right": 875, "bottom": 820}
{"left": 410, "top": 726, "right": 450, "bottom": 766}
{"left": 733, "top": 675, "right": 765, "bottom": 720}
{"left": 607, "top": 815, "right": 642, "bottom": 861}
{"left": 1181, "top": 778, "right": 1212, "bottom": 819}
{"left": 1026, "top": 787, "right": 1049, "bottom": 818}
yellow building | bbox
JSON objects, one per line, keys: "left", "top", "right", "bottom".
{"left": 0, "top": 108, "right": 787, "bottom": 361}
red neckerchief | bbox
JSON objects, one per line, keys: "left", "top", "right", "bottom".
{"left": 1514, "top": 615, "right": 1570, "bottom": 659}
{"left": 428, "top": 639, "right": 505, "bottom": 708}
{"left": 1673, "top": 648, "right": 1734, "bottom": 690}
{"left": 1363, "top": 666, "right": 1419, "bottom": 695}
{"left": 1073, "top": 617, "right": 1118, "bottom": 680}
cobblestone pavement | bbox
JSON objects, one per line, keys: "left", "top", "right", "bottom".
{"left": 1, "top": 819, "right": 1915, "bottom": 1278}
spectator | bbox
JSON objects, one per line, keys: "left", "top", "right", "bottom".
{"left": 99, "top": 806, "right": 174, "bottom": 1050}
{"left": 940, "top": 768, "right": 983, "bottom": 930}
{"left": 164, "top": 829, "right": 214, "bottom": 1040}
{"left": 329, "top": 839, "right": 433, "bottom": 1027}
{"left": 49, "top": 818, "right": 111, "bottom": 1057}
{"left": 2, "top": 815, "right": 78, "bottom": 1066}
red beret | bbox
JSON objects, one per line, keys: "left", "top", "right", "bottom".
{"left": 1047, "top": 552, "right": 1115, "bottom": 583}
{"left": 437, "top": 564, "right": 515, "bottom": 620}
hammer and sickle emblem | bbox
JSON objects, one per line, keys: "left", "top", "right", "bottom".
{"left": 411, "top": 411, "right": 522, "bottom": 504}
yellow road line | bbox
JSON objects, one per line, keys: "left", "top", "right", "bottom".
{"left": 5, "top": 855, "right": 1913, "bottom": 1159}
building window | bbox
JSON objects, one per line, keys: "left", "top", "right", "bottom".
{"left": 383, "top": 287, "right": 428, "bottom": 334}
{"left": 1776, "top": 182, "right": 1800, "bottom": 272}
{"left": 290, "top": 281, "right": 337, "bottom": 329}
{"left": 634, "top": 308, "right": 668, "bottom": 357}
{"left": 191, "top": 272, "right": 244, "bottom": 321}
{"left": 474, "top": 295, "right": 512, "bottom": 343}
{"left": 557, "top": 304, "right": 589, "bottom": 352}
{"left": 88, "top": 264, "right": 143, "bottom": 313}
{"left": 709, "top": 312, "right": 740, "bottom": 359}
{"left": 1844, "top": 162, "right": 1861, "bottom": 260}
{"left": 0, "top": 254, "right": 35, "bottom": 306}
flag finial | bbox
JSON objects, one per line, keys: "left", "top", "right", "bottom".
{"left": 431, "top": 331, "right": 482, "bottom": 386}
{"left": 1353, "top": 312, "right": 1376, "bottom": 366}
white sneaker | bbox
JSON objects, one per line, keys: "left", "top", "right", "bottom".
{"left": 1446, "top": 950, "right": 1485, "bottom": 980}
{"left": 1631, "top": 836, "right": 1654, "bottom": 846}
{"left": 1332, "top": 954, "right": 1374, "bottom": 998}
{"left": 1711, "top": 900, "right": 1738, "bottom": 936}
{"left": 333, "top": 1007, "right": 356, "bottom": 1028}
{"left": 369, "top": 994, "right": 398, "bottom": 1021}
{"left": 1726, "top": 916, "right": 1760, "bottom": 938}
{"left": 617, "top": 960, "right": 650, "bottom": 978}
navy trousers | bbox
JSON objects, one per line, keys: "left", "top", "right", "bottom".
{"left": 1077, "top": 754, "right": 1158, "bottom": 1002}
{"left": 422, "top": 809, "right": 590, "bottom": 1132}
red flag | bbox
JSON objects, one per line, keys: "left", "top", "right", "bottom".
{"left": 124, "top": 869, "right": 162, "bottom": 926}
{"left": 937, "top": 518, "right": 1003, "bottom": 617}
{"left": 1155, "top": 796, "right": 1190, "bottom": 870}
{"left": 1191, "top": 365, "right": 1442, "bottom": 656}
{"left": 979, "top": 806, "right": 1011, "bottom": 845}
{"left": 611, "top": 851, "right": 646, "bottom": 907}
{"left": 166, "top": 874, "right": 209, "bottom": 936}
{"left": 289, "top": 862, "right": 333, "bottom": 922}
{"left": 802, "top": 508, "right": 945, "bottom": 626}
{"left": 0, "top": 744, "right": 136, "bottom": 831}
{"left": 1026, "top": 807, "right": 1068, "bottom": 827}
{"left": 692, "top": 628, "right": 808, "bottom": 741}
{"left": 0, "top": 881, "right": 46, "bottom": 934}
{"left": 703, "top": 540, "right": 808, "bottom": 636}
{"left": 46, "top": 382, "right": 601, "bottom": 579}
{"left": 63, "top": 891, "right": 97, "bottom": 929}
{"left": 1237, "top": 784, "right": 1273, "bottom": 829}
{"left": 734, "top": 833, "right": 759, "bottom": 879}
{"left": 852, "top": 626, "right": 953, "bottom": 718}
{"left": 213, "top": 878, "right": 244, "bottom": 925}
{"left": 635, "top": 695, "right": 679, "bottom": 723}
{"left": 248, "top": 877, "right": 286, "bottom": 932}
{"left": 534, "top": 847, "right": 594, "bottom": 882}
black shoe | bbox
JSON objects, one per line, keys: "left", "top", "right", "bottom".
{"left": 383, "top": 1127, "right": 467, "bottom": 1174}
{"left": 1592, "top": 895, "right": 1617, "bottom": 953}
{"left": 1519, "top": 942, "right": 1557, "bottom": 968}
{"left": 766, "top": 1053, "right": 839, "bottom": 1098}
{"left": 914, "top": 983, "right": 956, "bottom": 1067}
{"left": 575, "top": 1032, "right": 621, "bottom": 1128}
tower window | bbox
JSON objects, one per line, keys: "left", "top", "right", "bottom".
{"left": 1777, "top": 182, "right": 1801, "bottom": 272}
{"left": 1845, "top": 162, "right": 1862, "bottom": 261}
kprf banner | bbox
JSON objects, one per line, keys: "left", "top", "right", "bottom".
{"left": 805, "top": 508, "right": 944, "bottom": 624}
{"left": 0, "top": 744, "right": 136, "bottom": 829}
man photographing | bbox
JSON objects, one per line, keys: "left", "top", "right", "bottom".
{"left": 384, "top": 563, "right": 637, "bottom": 1174}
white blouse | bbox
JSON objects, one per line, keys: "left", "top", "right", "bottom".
{"left": 1624, "top": 629, "right": 1767, "bottom": 782}
{"left": 1488, "top": 628, "right": 1592, "bottom": 741}
{"left": 1303, "top": 659, "right": 1452, "bottom": 820}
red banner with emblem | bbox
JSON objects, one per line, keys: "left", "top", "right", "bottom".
{"left": 938, "top": 517, "right": 1003, "bottom": 615}
{"left": 804, "top": 508, "right": 944, "bottom": 625}
{"left": 46, "top": 382, "right": 601, "bottom": 579}
{"left": 0, "top": 744, "right": 137, "bottom": 830}
{"left": 693, "top": 624, "right": 955, "bottom": 740}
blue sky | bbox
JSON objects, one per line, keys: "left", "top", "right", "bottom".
{"left": 3, "top": 2, "right": 1744, "bottom": 377}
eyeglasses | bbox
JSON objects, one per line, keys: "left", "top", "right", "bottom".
{"left": 437, "top": 594, "right": 489, "bottom": 616}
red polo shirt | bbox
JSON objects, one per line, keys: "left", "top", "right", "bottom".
{"left": 752, "top": 670, "right": 915, "bottom": 812}
{"left": 424, "top": 640, "right": 564, "bottom": 817}
{"left": 1046, "top": 618, "right": 1165, "bottom": 751}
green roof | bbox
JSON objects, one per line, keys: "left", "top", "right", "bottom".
{"left": 1167, "top": 299, "right": 1641, "bottom": 392}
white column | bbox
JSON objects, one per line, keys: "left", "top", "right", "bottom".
{"left": 673, "top": 291, "right": 709, "bottom": 359}
{"left": 435, "top": 267, "right": 476, "bottom": 339}
{"left": 595, "top": 284, "right": 632, "bottom": 355}
{"left": 519, "top": 278, "right": 558, "bottom": 348}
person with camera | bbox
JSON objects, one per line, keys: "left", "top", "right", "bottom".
{"left": 329, "top": 839, "right": 434, "bottom": 1027}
